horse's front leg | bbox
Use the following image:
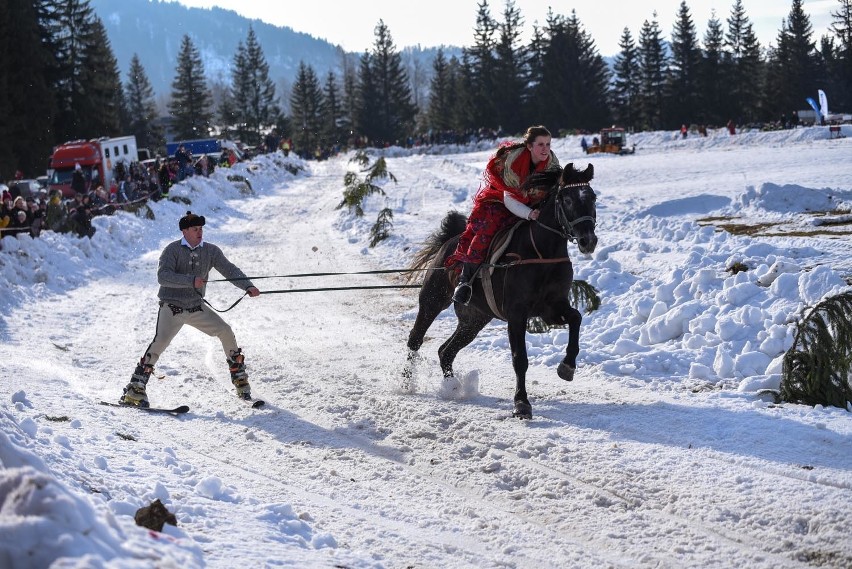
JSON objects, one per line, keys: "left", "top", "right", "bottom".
{"left": 507, "top": 319, "right": 532, "bottom": 419}
{"left": 557, "top": 306, "right": 583, "bottom": 381}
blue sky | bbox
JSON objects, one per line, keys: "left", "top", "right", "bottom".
{"left": 174, "top": 0, "right": 837, "bottom": 56}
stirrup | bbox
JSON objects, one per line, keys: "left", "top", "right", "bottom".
{"left": 452, "top": 282, "right": 472, "bottom": 305}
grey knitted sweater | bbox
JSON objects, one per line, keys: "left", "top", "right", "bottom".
{"left": 157, "top": 240, "right": 255, "bottom": 308}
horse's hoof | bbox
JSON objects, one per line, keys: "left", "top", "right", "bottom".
{"left": 512, "top": 401, "right": 532, "bottom": 419}
{"left": 557, "top": 362, "right": 576, "bottom": 382}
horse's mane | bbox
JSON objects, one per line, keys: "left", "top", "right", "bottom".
{"left": 521, "top": 168, "right": 562, "bottom": 193}
{"left": 522, "top": 163, "right": 594, "bottom": 194}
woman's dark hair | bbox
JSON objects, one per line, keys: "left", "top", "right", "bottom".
{"left": 522, "top": 125, "right": 552, "bottom": 145}
{"left": 495, "top": 125, "right": 553, "bottom": 160}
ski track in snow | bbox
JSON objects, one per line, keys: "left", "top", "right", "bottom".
{"left": 3, "top": 128, "right": 852, "bottom": 568}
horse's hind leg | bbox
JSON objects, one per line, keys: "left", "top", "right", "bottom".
{"left": 404, "top": 277, "right": 452, "bottom": 383}
{"left": 437, "top": 312, "right": 491, "bottom": 378}
{"left": 557, "top": 306, "right": 583, "bottom": 381}
{"left": 407, "top": 289, "right": 451, "bottom": 353}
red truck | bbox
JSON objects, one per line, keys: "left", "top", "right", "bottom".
{"left": 48, "top": 136, "right": 139, "bottom": 197}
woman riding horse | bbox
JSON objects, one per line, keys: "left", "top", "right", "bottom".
{"left": 447, "top": 125, "right": 561, "bottom": 305}
{"left": 406, "top": 163, "right": 598, "bottom": 419}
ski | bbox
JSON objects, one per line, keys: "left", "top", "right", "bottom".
{"left": 239, "top": 397, "right": 265, "bottom": 409}
{"left": 100, "top": 401, "right": 190, "bottom": 414}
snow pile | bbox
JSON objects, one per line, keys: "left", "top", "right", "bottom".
{"left": 1, "top": 126, "right": 851, "bottom": 568}
{"left": 0, "top": 410, "right": 203, "bottom": 568}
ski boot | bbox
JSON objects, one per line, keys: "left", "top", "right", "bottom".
{"left": 228, "top": 349, "right": 251, "bottom": 400}
{"left": 120, "top": 359, "right": 153, "bottom": 408}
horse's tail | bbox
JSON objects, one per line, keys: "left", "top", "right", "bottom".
{"left": 406, "top": 211, "right": 467, "bottom": 282}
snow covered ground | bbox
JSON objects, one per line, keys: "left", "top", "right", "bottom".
{"left": 2, "top": 124, "right": 852, "bottom": 568}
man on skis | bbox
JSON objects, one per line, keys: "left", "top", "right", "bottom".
{"left": 120, "top": 211, "right": 261, "bottom": 407}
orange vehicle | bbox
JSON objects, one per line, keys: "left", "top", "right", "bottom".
{"left": 586, "top": 127, "right": 635, "bottom": 155}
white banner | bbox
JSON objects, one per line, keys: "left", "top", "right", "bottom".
{"left": 818, "top": 89, "right": 829, "bottom": 119}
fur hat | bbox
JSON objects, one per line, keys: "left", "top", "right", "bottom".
{"left": 179, "top": 211, "right": 205, "bottom": 230}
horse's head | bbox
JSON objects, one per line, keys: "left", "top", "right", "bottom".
{"left": 522, "top": 163, "right": 598, "bottom": 253}
{"left": 556, "top": 163, "right": 598, "bottom": 254}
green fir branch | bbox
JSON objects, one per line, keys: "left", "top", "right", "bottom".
{"left": 337, "top": 181, "right": 386, "bottom": 216}
{"left": 526, "top": 280, "right": 601, "bottom": 333}
{"left": 366, "top": 157, "right": 397, "bottom": 183}
{"left": 338, "top": 155, "right": 393, "bottom": 217}
{"left": 569, "top": 280, "right": 601, "bottom": 313}
{"left": 781, "top": 290, "right": 852, "bottom": 410}
{"left": 350, "top": 150, "right": 370, "bottom": 167}
{"left": 369, "top": 208, "right": 394, "bottom": 247}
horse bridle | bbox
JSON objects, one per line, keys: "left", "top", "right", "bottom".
{"left": 535, "top": 182, "right": 596, "bottom": 243}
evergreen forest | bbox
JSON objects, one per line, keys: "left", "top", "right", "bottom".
{"left": 1, "top": 0, "right": 851, "bottom": 178}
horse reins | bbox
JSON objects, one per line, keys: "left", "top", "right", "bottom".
{"left": 535, "top": 182, "right": 596, "bottom": 243}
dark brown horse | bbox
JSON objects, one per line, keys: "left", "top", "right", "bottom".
{"left": 404, "top": 163, "right": 598, "bottom": 419}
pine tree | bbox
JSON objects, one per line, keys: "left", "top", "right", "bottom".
{"left": 452, "top": 53, "right": 478, "bottom": 132}
{"left": 725, "top": 0, "right": 764, "bottom": 123}
{"left": 289, "top": 61, "right": 324, "bottom": 155}
{"left": 0, "top": 0, "right": 55, "bottom": 177}
{"left": 767, "top": 0, "right": 821, "bottom": 119}
{"left": 0, "top": 5, "right": 13, "bottom": 178}
{"left": 79, "top": 17, "right": 123, "bottom": 137}
{"left": 168, "top": 34, "right": 213, "bottom": 141}
{"left": 229, "top": 27, "right": 279, "bottom": 145}
{"left": 637, "top": 13, "right": 668, "bottom": 130}
{"left": 699, "top": 11, "right": 727, "bottom": 126}
{"left": 426, "top": 49, "right": 456, "bottom": 133}
{"left": 340, "top": 60, "right": 358, "bottom": 146}
{"left": 566, "top": 11, "right": 612, "bottom": 132}
{"left": 402, "top": 48, "right": 430, "bottom": 127}
{"left": 358, "top": 20, "right": 417, "bottom": 146}
{"left": 225, "top": 39, "right": 250, "bottom": 139}
{"left": 464, "top": 0, "right": 499, "bottom": 128}
{"left": 125, "top": 54, "right": 165, "bottom": 153}
{"left": 525, "top": 23, "right": 547, "bottom": 123}
{"left": 667, "top": 1, "right": 702, "bottom": 129}
{"left": 51, "top": 0, "right": 98, "bottom": 141}
{"left": 321, "top": 71, "right": 344, "bottom": 147}
{"left": 610, "top": 27, "right": 642, "bottom": 129}
{"left": 354, "top": 51, "right": 379, "bottom": 145}
{"left": 493, "top": 0, "right": 526, "bottom": 134}
{"left": 818, "top": 35, "right": 843, "bottom": 118}
{"left": 830, "top": 0, "right": 852, "bottom": 110}
{"left": 530, "top": 10, "right": 610, "bottom": 133}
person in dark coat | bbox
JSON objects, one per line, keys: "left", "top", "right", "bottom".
{"left": 71, "top": 164, "right": 87, "bottom": 196}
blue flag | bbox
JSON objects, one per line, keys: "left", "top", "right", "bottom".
{"left": 806, "top": 97, "right": 820, "bottom": 116}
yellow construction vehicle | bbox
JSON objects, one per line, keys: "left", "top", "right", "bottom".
{"left": 585, "top": 127, "right": 635, "bottom": 155}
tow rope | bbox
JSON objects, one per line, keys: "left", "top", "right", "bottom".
{"left": 206, "top": 267, "right": 440, "bottom": 282}
{"left": 199, "top": 259, "right": 553, "bottom": 313}
{"left": 199, "top": 268, "right": 432, "bottom": 312}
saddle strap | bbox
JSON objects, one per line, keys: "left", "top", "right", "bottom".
{"left": 481, "top": 268, "right": 506, "bottom": 321}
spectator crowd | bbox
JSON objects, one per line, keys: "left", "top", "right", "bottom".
{"left": 1, "top": 128, "right": 507, "bottom": 248}
{"left": 0, "top": 142, "right": 248, "bottom": 248}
